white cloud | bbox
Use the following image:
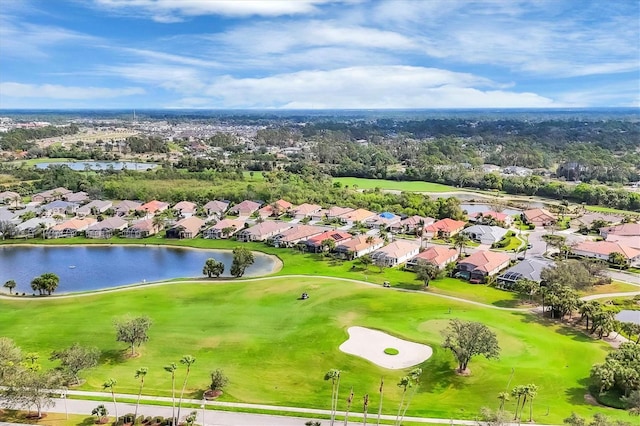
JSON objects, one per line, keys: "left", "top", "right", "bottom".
{"left": 96, "top": 63, "right": 206, "bottom": 93}
{"left": 0, "top": 18, "right": 98, "bottom": 58}
{"left": 0, "top": 82, "right": 145, "bottom": 100}
{"left": 116, "top": 47, "right": 221, "bottom": 68}
{"left": 201, "top": 66, "right": 557, "bottom": 108}
{"left": 92, "top": 0, "right": 347, "bottom": 20}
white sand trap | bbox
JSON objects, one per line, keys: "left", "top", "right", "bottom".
{"left": 339, "top": 326, "right": 433, "bottom": 369}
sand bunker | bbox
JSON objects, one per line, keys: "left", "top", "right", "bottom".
{"left": 339, "top": 326, "right": 433, "bottom": 369}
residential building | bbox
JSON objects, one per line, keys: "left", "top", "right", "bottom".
{"left": 86, "top": 217, "right": 128, "bottom": 239}
{"left": 136, "top": 200, "right": 170, "bottom": 218}
{"left": 497, "top": 259, "right": 551, "bottom": 288}
{"left": 605, "top": 234, "right": 640, "bottom": 250}
{"left": 338, "top": 208, "right": 376, "bottom": 226}
{"left": 228, "top": 200, "right": 262, "bottom": 217}
{"left": 173, "top": 201, "right": 198, "bottom": 218}
{"left": 571, "top": 212, "right": 622, "bottom": 230}
{"left": 64, "top": 191, "right": 89, "bottom": 203}
{"left": 236, "top": 221, "right": 293, "bottom": 242}
{"left": 114, "top": 200, "right": 142, "bottom": 216}
{"left": 389, "top": 215, "right": 435, "bottom": 235}
{"left": 0, "top": 191, "right": 20, "bottom": 206}
{"left": 15, "top": 217, "right": 57, "bottom": 238}
{"left": 599, "top": 223, "right": 640, "bottom": 239}
{"left": 45, "top": 217, "right": 96, "bottom": 239}
{"left": 371, "top": 240, "right": 420, "bottom": 267}
{"left": 468, "top": 211, "right": 513, "bottom": 226}
{"left": 41, "top": 200, "right": 79, "bottom": 217}
{"left": 365, "top": 212, "right": 401, "bottom": 229}
{"left": 455, "top": 251, "right": 511, "bottom": 283}
{"left": 336, "top": 235, "right": 384, "bottom": 259}
{"left": 406, "top": 246, "right": 458, "bottom": 270}
{"left": 202, "top": 218, "right": 246, "bottom": 239}
{"left": 291, "top": 203, "right": 322, "bottom": 220}
{"left": 203, "top": 200, "right": 229, "bottom": 218}
{"left": 31, "top": 187, "right": 72, "bottom": 203}
{"left": 425, "top": 218, "right": 466, "bottom": 238}
{"left": 306, "top": 230, "right": 353, "bottom": 252}
{"left": 522, "top": 208, "right": 557, "bottom": 227}
{"left": 77, "top": 200, "right": 113, "bottom": 217}
{"left": 571, "top": 241, "right": 640, "bottom": 266}
{"left": 272, "top": 224, "right": 327, "bottom": 247}
{"left": 166, "top": 216, "right": 206, "bottom": 239}
{"left": 461, "top": 225, "right": 509, "bottom": 245}
{"left": 122, "top": 219, "right": 156, "bottom": 238}
{"left": 311, "top": 206, "right": 354, "bottom": 221}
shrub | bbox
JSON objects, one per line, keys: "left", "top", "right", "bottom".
{"left": 384, "top": 348, "right": 399, "bottom": 355}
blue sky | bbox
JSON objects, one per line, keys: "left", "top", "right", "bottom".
{"left": 0, "top": 0, "right": 638, "bottom": 109}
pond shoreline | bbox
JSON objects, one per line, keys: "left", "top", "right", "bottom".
{"left": 0, "top": 244, "right": 283, "bottom": 296}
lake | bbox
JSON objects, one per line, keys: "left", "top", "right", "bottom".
{"left": 615, "top": 310, "right": 640, "bottom": 325}
{"left": 460, "top": 203, "right": 522, "bottom": 216}
{"left": 0, "top": 245, "right": 278, "bottom": 294}
{"left": 35, "top": 161, "right": 158, "bottom": 171}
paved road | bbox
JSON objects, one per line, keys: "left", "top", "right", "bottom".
{"left": 3, "top": 390, "right": 560, "bottom": 426}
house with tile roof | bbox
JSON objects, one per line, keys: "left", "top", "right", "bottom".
{"left": 45, "top": 217, "right": 96, "bottom": 239}
{"left": 136, "top": 200, "right": 170, "bottom": 218}
{"left": 77, "top": 200, "right": 113, "bottom": 217}
{"left": 203, "top": 200, "right": 229, "bottom": 218}
{"left": 336, "top": 235, "right": 384, "bottom": 259}
{"left": 15, "top": 217, "right": 57, "bottom": 238}
{"left": 371, "top": 239, "right": 420, "bottom": 267}
{"left": 406, "top": 246, "right": 458, "bottom": 270}
{"left": 365, "top": 212, "right": 401, "bottom": 229}
{"left": 228, "top": 200, "right": 262, "bottom": 217}
{"left": 455, "top": 250, "right": 511, "bottom": 283}
{"left": 122, "top": 219, "right": 156, "bottom": 238}
{"left": 86, "top": 217, "right": 128, "bottom": 239}
{"left": 236, "top": 221, "right": 293, "bottom": 242}
{"left": 599, "top": 223, "right": 640, "bottom": 238}
{"left": 114, "top": 200, "right": 142, "bottom": 216}
{"left": 389, "top": 215, "right": 435, "bottom": 235}
{"left": 338, "top": 208, "right": 377, "bottom": 226}
{"left": 166, "top": 216, "right": 206, "bottom": 239}
{"left": 272, "top": 224, "right": 327, "bottom": 247}
{"left": 202, "top": 218, "right": 246, "bottom": 239}
{"left": 291, "top": 203, "right": 322, "bottom": 220}
{"left": 173, "top": 201, "right": 198, "bottom": 218}
{"left": 522, "top": 208, "right": 557, "bottom": 227}
{"left": 31, "top": 187, "right": 72, "bottom": 203}
{"left": 468, "top": 210, "right": 513, "bottom": 226}
{"left": 425, "top": 218, "right": 466, "bottom": 238}
{"left": 306, "top": 230, "right": 353, "bottom": 252}
{"left": 497, "top": 259, "right": 551, "bottom": 288}
{"left": 571, "top": 241, "right": 640, "bottom": 266}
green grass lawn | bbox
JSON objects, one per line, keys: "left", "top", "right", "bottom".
{"left": 584, "top": 205, "right": 640, "bottom": 216}
{"left": 242, "top": 170, "right": 265, "bottom": 181}
{"left": 0, "top": 276, "right": 628, "bottom": 423}
{"left": 332, "top": 177, "right": 456, "bottom": 193}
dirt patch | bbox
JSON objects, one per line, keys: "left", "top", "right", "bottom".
{"left": 584, "top": 393, "right": 602, "bottom": 406}
{"left": 455, "top": 368, "right": 472, "bottom": 376}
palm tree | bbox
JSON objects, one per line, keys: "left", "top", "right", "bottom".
{"left": 497, "top": 392, "right": 510, "bottom": 411}
{"left": 511, "top": 385, "right": 525, "bottom": 420}
{"left": 395, "top": 375, "right": 411, "bottom": 426}
{"left": 324, "top": 369, "right": 341, "bottom": 426}
{"left": 343, "top": 387, "right": 354, "bottom": 426}
{"left": 363, "top": 393, "right": 369, "bottom": 426}
{"left": 134, "top": 367, "right": 148, "bottom": 420}
{"left": 164, "top": 363, "right": 178, "bottom": 426}
{"left": 103, "top": 378, "right": 118, "bottom": 421}
{"left": 3, "top": 280, "right": 16, "bottom": 295}
{"left": 526, "top": 384, "right": 538, "bottom": 422}
{"left": 452, "top": 232, "right": 470, "bottom": 257}
{"left": 176, "top": 355, "right": 196, "bottom": 424}
{"left": 152, "top": 215, "right": 165, "bottom": 233}
{"left": 399, "top": 367, "right": 422, "bottom": 425}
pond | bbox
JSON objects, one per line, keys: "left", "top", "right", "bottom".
{"left": 34, "top": 161, "right": 158, "bottom": 171}
{"left": 460, "top": 203, "right": 522, "bottom": 216}
{"left": 615, "top": 310, "right": 640, "bottom": 325}
{"left": 0, "top": 245, "right": 279, "bottom": 294}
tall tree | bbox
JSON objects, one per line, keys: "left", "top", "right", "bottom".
{"left": 134, "top": 367, "right": 148, "bottom": 420}
{"left": 395, "top": 375, "right": 411, "bottom": 426}
{"left": 413, "top": 260, "right": 439, "bottom": 288}
{"left": 176, "top": 355, "right": 196, "bottom": 424}
{"left": 452, "top": 232, "right": 470, "bottom": 257}
{"left": 6, "top": 369, "right": 61, "bottom": 419}
{"left": 230, "top": 246, "right": 255, "bottom": 277}
{"left": 49, "top": 343, "right": 100, "bottom": 385}
{"left": 399, "top": 367, "right": 422, "bottom": 425}
{"left": 202, "top": 258, "right": 224, "bottom": 278}
{"left": 442, "top": 319, "right": 500, "bottom": 373}
{"left": 103, "top": 378, "right": 118, "bottom": 420}
{"left": 3, "top": 279, "right": 16, "bottom": 294}
{"left": 164, "top": 363, "right": 178, "bottom": 426}
{"left": 114, "top": 315, "right": 152, "bottom": 356}
{"left": 324, "top": 369, "right": 341, "bottom": 426}
{"left": 30, "top": 273, "right": 60, "bottom": 296}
